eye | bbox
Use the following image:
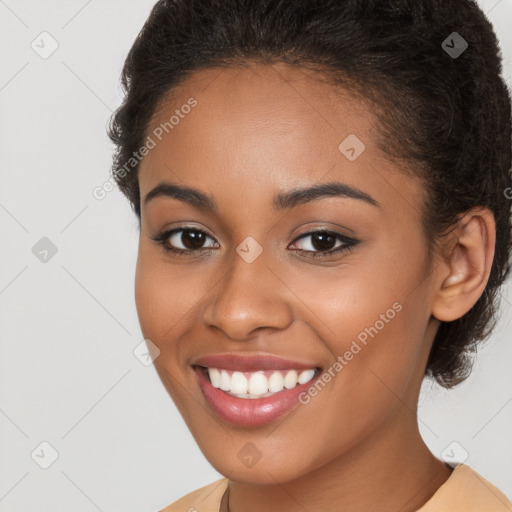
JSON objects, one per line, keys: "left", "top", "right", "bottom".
{"left": 151, "top": 226, "right": 359, "bottom": 259}
{"left": 289, "top": 229, "right": 358, "bottom": 259}
{"left": 151, "top": 227, "right": 218, "bottom": 256}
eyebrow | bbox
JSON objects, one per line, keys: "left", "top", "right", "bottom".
{"left": 143, "top": 181, "right": 380, "bottom": 212}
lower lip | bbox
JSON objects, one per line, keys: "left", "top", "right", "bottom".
{"left": 194, "top": 366, "right": 320, "bottom": 428}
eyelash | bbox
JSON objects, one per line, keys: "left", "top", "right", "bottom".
{"left": 150, "top": 227, "right": 359, "bottom": 259}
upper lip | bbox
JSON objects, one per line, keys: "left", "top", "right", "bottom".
{"left": 191, "top": 352, "right": 321, "bottom": 372}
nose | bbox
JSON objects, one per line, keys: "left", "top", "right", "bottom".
{"left": 200, "top": 246, "right": 293, "bottom": 340}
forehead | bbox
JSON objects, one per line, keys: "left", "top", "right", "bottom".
{"left": 141, "top": 63, "right": 375, "bottom": 178}
{"left": 150, "top": 61, "right": 370, "bottom": 126}
{"left": 138, "top": 61, "right": 425, "bottom": 220}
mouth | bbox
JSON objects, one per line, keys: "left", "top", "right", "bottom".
{"left": 197, "top": 366, "right": 320, "bottom": 398}
{"left": 191, "top": 355, "right": 323, "bottom": 427}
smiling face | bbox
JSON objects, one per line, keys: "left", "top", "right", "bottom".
{"left": 135, "top": 61, "right": 443, "bottom": 484}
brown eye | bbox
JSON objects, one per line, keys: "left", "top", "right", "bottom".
{"left": 151, "top": 227, "right": 218, "bottom": 255}
{"left": 173, "top": 229, "right": 208, "bottom": 250}
{"left": 303, "top": 232, "right": 337, "bottom": 251}
{"left": 290, "top": 230, "right": 358, "bottom": 259}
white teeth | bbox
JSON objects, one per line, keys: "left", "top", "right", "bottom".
{"left": 298, "top": 369, "right": 316, "bottom": 385}
{"left": 208, "top": 368, "right": 221, "bottom": 388}
{"left": 248, "top": 372, "right": 268, "bottom": 396}
{"left": 231, "top": 371, "right": 248, "bottom": 394}
{"left": 219, "top": 370, "right": 231, "bottom": 391}
{"left": 284, "top": 370, "right": 298, "bottom": 389}
{"left": 268, "top": 371, "right": 284, "bottom": 393}
{"left": 206, "top": 367, "right": 317, "bottom": 398}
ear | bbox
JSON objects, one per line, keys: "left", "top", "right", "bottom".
{"left": 431, "top": 207, "right": 496, "bottom": 323}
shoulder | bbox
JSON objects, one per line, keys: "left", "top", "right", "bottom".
{"left": 159, "top": 477, "right": 229, "bottom": 512}
{"left": 418, "top": 464, "right": 512, "bottom": 512}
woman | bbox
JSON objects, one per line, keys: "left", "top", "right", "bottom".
{"left": 108, "top": 0, "right": 512, "bottom": 510}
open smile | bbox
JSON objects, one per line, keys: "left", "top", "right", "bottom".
{"left": 191, "top": 353, "right": 323, "bottom": 427}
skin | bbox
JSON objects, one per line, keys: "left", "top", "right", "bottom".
{"left": 134, "top": 61, "right": 495, "bottom": 512}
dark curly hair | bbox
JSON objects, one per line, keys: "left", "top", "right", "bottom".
{"left": 107, "top": 0, "right": 512, "bottom": 388}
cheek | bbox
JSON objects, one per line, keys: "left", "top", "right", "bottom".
{"left": 134, "top": 243, "right": 199, "bottom": 343}
{"left": 134, "top": 247, "right": 195, "bottom": 408}
{"left": 289, "top": 237, "right": 431, "bottom": 410}
{"left": 272, "top": 304, "right": 429, "bottom": 476}
{"left": 134, "top": 249, "right": 162, "bottom": 340}
{"left": 285, "top": 243, "right": 427, "bottom": 352}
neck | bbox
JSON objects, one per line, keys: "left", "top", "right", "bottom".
{"left": 226, "top": 411, "right": 453, "bottom": 512}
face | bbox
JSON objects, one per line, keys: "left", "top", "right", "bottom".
{"left": 135, "top": 62, "right": 441, "bottom": 484}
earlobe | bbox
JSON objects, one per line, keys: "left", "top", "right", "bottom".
{"left": 431, "top": 208, "right": 496, "bottom": 323}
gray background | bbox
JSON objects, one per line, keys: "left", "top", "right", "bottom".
{"left": 0, "top": 1, "right": 511, "bottom": 510}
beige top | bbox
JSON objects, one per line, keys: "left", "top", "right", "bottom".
{"left": 160, "top": 464, "right": 512, "bottom": 512}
